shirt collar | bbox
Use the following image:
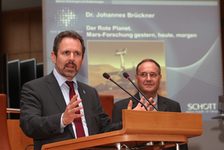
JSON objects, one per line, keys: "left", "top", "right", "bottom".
{"left": 53, "top": 68, "right": 78, "bottom": 89}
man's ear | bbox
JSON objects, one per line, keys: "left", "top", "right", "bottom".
{"left": 51, "top": 51, "right": 56, "bottom": 64}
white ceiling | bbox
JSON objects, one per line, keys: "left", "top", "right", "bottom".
{"left": 1, "top": 0, "right": 41, "bottom": 11}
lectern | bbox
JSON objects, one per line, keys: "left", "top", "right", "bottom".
{"left": 42, "top": 110, "right": 202, "bottom": 150}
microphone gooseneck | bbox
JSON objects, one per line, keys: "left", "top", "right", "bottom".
{"left": 122, "top": 72, "right": 158, "bottom": 111}
{"left": 102, "top": 72, "right": 148, "bottom": 111}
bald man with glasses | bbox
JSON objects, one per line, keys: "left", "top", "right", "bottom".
{"left": 112, "top": 58, "right": 188, "bottom": 150}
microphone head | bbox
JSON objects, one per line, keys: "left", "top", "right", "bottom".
{"left": 123, "top": 72, "right": 130, "bottom": 79}
{"left": 103, "top": 72, "right": 110, "bottom": 79}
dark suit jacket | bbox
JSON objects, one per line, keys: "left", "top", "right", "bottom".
{"left": 20, "top": 73, "right": 120, "bottom": 150}
{"left": 112, "top": 93, "right": 188, "bottom": 150}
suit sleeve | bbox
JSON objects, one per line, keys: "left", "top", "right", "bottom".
{"left": 20, "top": 82, "right": 63, "bottom": 139}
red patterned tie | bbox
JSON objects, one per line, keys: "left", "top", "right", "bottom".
{"left": 66, "top": 81, "right": 85, "bottom": 138}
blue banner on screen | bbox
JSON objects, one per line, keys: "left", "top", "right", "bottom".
{"left": 43, "top": 0, "right": 223, "bottom": 120}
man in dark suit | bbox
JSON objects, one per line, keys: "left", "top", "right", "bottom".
{"left": 20, "top": 30, "right": 121, "bottom": 150}
{"left": 112, "top": 58, "right": 188, "bottom": 150}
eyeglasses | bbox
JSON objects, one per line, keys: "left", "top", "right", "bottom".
{"left": 137, "top": 72, "right": 159, "bottom": 78}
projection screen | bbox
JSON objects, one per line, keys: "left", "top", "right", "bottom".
{"left": 42, "top": 0, "right": 223, "bottom": 121}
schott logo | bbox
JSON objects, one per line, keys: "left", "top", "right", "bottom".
{"left": 187, "top": 103, "right": 217, "bottom": 113}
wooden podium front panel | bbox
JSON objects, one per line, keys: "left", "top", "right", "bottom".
{"left": 122, "top": 110, "right": 202, "bottom": 137}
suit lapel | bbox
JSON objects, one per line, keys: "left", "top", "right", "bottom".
{"left": 77, "top": 82, "right": 92, "bottom": 123}
{"left": 77, "top": 82, "right": 88, "bottom": 112}
{"left": 77, "top": 82, "right": 93, "bottom": 134}
{"left": 46, "top": 73, "right": 67, "bottom": 112}
{"left": 132, "top": 93, "right": 140, "bottom": 108}
{"left": 157, "top": 96, "right": 169, "bottom": 111}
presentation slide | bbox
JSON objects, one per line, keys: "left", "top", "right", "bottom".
{"left": 43, "top": 0, "right": 222, "bottom": 120}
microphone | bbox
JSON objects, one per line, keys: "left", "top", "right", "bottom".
{"left": 103, "top": 72, "right": 148, "bottom": 111}
{"left": 123, "top": 72, "right": 158, "bottom": 111}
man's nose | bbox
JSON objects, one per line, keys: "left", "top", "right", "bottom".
{"left": 69, "top": 52, "right": 75, "bottom": 59}
{"left": 146, "top": 74, "right": 152, "bottom": 80}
